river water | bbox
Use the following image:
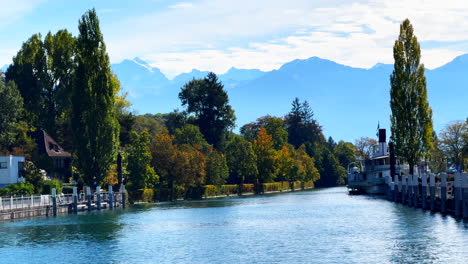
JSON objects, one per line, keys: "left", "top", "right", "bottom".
{"left": 1, "top": 187, "right": 468, "bottom": 264}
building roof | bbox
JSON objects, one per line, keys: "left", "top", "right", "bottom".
{"left": 29, "top": 130, "right": 71, "bottom": 158}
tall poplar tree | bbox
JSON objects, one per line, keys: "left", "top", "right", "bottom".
{"left": 71, "top": 9, "right": 119, "bottom": 185}
{"left": 390, "top": 19, "right": 433, "bottom": 175}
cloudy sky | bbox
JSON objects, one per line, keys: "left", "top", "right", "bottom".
{"left": 1, "top": 0, "right": 468, "bottom": 78}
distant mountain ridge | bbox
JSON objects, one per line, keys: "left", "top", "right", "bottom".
{"left": 111, "top": 55, "right": 468, "bottom": 142}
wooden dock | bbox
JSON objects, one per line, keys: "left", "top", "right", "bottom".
{"left": 384, "top": 172, "right": 468, "bottom": 217}
{"left": 0, "top": 185, "right": 127, "bottom": 221}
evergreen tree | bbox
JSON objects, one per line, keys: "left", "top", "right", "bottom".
{"left": 286, "top": 98, "right": 324, "bottom": 148}
{"left": 179, "top": 72, "right": 235, "bottom": 148}
{"left": 71, "top": 9, "right": 120, "bottom": 185}
{"left": 390, "top": 19, "right": 433, "bottom": 175}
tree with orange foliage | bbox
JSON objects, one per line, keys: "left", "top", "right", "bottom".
{"left": 253, "top": 127, "right": 277, "bottom": 183}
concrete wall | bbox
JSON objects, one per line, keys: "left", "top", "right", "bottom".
{"left": 0, "top": 156, "right": 25, "bottom": 185}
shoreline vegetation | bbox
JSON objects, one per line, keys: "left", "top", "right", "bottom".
{"left": 0, "top": 9, "right": 466, "bottom": 207}
{"left": 132, "top": 180, "right": 314, "bottom": 203}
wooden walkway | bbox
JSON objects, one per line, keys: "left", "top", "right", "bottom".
{"left": 0, "top": 185, "right": 127, "bottom": 221}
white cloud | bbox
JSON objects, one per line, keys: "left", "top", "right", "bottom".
{"left": 168, "top": 2, "right": 194, "bottom": 9}
{"left": 104, "top": 0, "right": 468, "bottom": 76}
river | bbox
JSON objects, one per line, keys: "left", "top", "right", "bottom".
{"left": 1, "top": 187, "right": 468, "bottom": 264}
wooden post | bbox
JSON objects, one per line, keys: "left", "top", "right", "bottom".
{"left": 421, "top": 174, "right": 427, "bottom": 209}
{"left": 52, "top": 188, "right": 57, "bottom": 217}
{"left": 408, "top": 175, "right": 414, "bottom": 207}
{"left": 108, "top": 185, "right": 114, "bottom": 209}
{"left": 394, "top": 174, "right": 399, "bottom": 202}
{"left": 96, "top": 186, "right": 101, "bottom": 210}
{"left": 10, "top": 196, "right": 13, "bottom": 211}
{"left": 440, "top": 173, "right": 447, "bottom": 213}
{"left": 73, "top": 187, "right": 78, "bottom": 213}
{"left": 387, "top": 176, "right": 393, "bottom": 200}
{"left": 462, "top": 173, "right": 468, "bottom": 218}
{"left": 121, "top": 185, "right": 126, "bottom": 209}
{"left": 413, "top": 175, "right": 419, "bottom": 208}
{"left": 30, "top": 195, "right": 33, "bottom": 208}
{"left": 454, "top": 172, "right": 462, "bottom": 217}
{"left": 86, "top": 186, "right": 92, "bottom": 211}
{"left": 0, "top": 197, "right": 2, "bottom": 211}
{"left": 402, "top": 176, "right": 407, "bottom": 205}
{"left": 430, "top": 174, "right": 435, "bottom": 211}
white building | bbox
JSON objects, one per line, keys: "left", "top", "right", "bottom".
{"left": 0, "top": 155, "right": 25, "bottom": 187}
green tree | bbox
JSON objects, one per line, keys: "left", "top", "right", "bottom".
{"left": 439, "top": 120, "right": 467, "bottom": 170}
{"left": 296, "top": 144, "right": 320, "bottom": 183}
{"left": 6, "top": 30, "right": 75, "bottom": 140}
{"left": 225, "top": 135, "right": 258, "bottom": 184}
{"left": 334, "top": 141, "right": 356, "bottom": 168}
{"left": 253, "top": 127, "right": 277, "bottom": 183}
{"left": 286, "top": 98, "right": 324, "bottom": 148}
{"left": 390, "top": 19, "right": 433, "bottom": 175}
{"left": 0, "top": 78, "right": 23, "bottom": 149}
{"left": 306, "top": 142, "right": 345, "bottom": 187}
{"left": 240, "top": 116, "right": 288, "bottom": 150}
{"left": 71, "top": 9, "right": 120, "bottom": 185}
{"left": 205, "top": 150, "right": 229, "bottom": 185}
{"left": 127, "top": 131, "right": 158, "bottom": 190}
{"left": 174, "top": 124, "right": 208, "bottom": 147}
{"left": 179, "top": 72, "right": 235, "bottom": 148}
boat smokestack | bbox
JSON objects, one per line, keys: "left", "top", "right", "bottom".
{"left": 378, "top": 129, "right": 387, "bottom": 156}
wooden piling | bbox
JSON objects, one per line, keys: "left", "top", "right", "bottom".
{"left": 393, "top": 175, "right": 399, "bottom": 202}
{"left": 86, "top": 186, "right": 92, "bottom": 211}
{"left": 402, "top": 176, "right": 407, "bottom": 205}
{"left": 121, "top": 185, "right": 126, "bottom": 209}
{"left": 430, "top": 174, "right": 435, "bottom": 211}
{"left": 413, "top": 175, "right": 419, "bottom": 208}
{"left": 462, "top": 173, "right": 468, "bottom": 218}
{"left": 73, "top": 187, "right": 78, "bottom": 213}
{"left": 108, "top": 185, "right": 114, "bottom": 209}
{"left": 96, "top": 186, "right": 101, "bottom": 210}
{"left": 440, "top": 173, "right": 447, "bottom": 213}
{"left": 454, "top": 172, "right": 462, "bottom": 217}
{"left": 421, "top": 174, "right": 427, "bottom": 209}
{"left": 52, "top": 188, "right": 57, "bottom": 217}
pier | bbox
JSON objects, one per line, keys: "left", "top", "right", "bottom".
{"left": 0, "top": 185, "right": 126, "bottom": 221}
{"left": 385, "top": 172, "right": 468, "bottom": 217}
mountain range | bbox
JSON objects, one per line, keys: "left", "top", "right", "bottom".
{"left": 111, "top": 55, "right": 467, "bottom": 142}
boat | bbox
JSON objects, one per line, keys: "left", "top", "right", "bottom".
{"left": 347, "top": 128, "right": 411, "bottom": 195}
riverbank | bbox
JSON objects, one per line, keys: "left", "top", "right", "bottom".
{"left": 131, "top": 180, "right": 314, "bottom": 203}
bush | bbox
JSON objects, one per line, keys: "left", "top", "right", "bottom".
{"left": 242, "top": 184, "right": 254, "bottom": 194}
{"left": 0, "top": 182, "right": 35, "bottom": 196}
{"left": 42, "top": 179, "right": 62, "bottom": 194}
{"left": 263, "top": 182, "right": 283, "bottom": 192}
{"left": 204, "top": 185, "right": 219, "bottom": 198}
{"left": 219, "top": 185, "right": 238, "bottom": 196}
{"left": 303, "top": 180, "right": 314, "bottom": 189}
{"left": 141, "top": 189, "right": 154, "bottom": 202}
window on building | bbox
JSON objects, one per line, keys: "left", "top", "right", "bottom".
{"left": 0, "top": 162, "right": 7, "bottom": 169}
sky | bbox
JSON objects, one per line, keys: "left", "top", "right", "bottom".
{"left": 1, "top": 0, "right": 468, "bottom": 78}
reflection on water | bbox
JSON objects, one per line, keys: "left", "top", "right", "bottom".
{"left": 1, "top": 188, "right": 468, "bottom": 264}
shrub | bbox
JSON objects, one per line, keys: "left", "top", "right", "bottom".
{"left": 0, "top": 182, "right": 35, "bottom": 196}
{"left": 141, "top": 189, "right": 154, "bottom": 202}
{"left": 42, "top": 179, "right": 62, "bottom": 194}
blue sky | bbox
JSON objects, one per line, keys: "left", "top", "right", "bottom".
{"left": 1, "top": 0, "right": 468, "bottom": 78}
